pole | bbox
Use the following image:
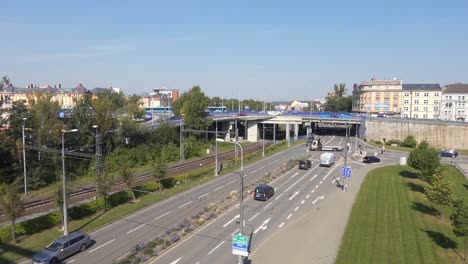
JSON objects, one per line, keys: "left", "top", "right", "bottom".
{"left": 22, "top": 119, "right": 27, "bottom": 196}
{"left": 61, "top": 132, "right": 68, "bottom": 235}
{"left": 262, "top": 122, "right": 265, "bottom": 157}
{"left": 151, "top": 96, "right": 154, "bottom": 128}
{"left": 215, "top": 120, "right": 218, "bottom": 176}
{"left": 235, "top": 142, "right": 244, "bottom": 264}
{"left": 180, "top": 116, "right": 184, "bottom": 162}
{"left": 343, "top": 124, "right": 349, "bottom": 192}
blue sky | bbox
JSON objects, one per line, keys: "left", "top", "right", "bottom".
{"left": 2, "top": 0, "right": 468, "bottom": 101}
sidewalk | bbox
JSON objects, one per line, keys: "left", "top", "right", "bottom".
{"left": 250, "top": 153, "right": 379, "bottom": 264}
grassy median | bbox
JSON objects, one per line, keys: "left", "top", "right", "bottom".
{"left": 336, "top": 165, "right": 468, "bottom": 264}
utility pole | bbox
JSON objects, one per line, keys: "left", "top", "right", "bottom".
{"left": 93, "top": 125, "right": 102, "bottom": 198}
{"left": 180, "top": 115, "right": 184, "bottom": 162}
{"left": 22, "top": 118, "right": 27, "bottom": 196}
{"left": 61, "top": 129, "right": 78, "bottom": 235}
{"left": 343, "top": 123, "right": 349, "bottom": 191}
{"left": 215, "top": 120, "right": 218, "bottom": 176}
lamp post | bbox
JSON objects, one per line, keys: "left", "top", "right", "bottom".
{"left": 262, "top": 122, "right": 265, "bottom": 157}
{"left": 22, "top": 117, "right": 27, "bottom": 196}
{"left": 216, "top": 138, "right": 243, "bottom": 264}
{"left": 61, "top": 128, "right": 78, "bottom": 236}
{"left": 180, "top": 114, "right": 184, "bottom": 162}
{"left": 215, "top": 120, "right": 218, "bottom": 176}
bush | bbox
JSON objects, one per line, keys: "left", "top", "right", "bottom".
{"left": 139, "top": 182, "right": 160, "bottom": 193}
{"left": 385, "top": 139, "right": 401, "bottom": 146}
{"left": 401, "top": 135, "right": 417, "bottom": 148}
{"left": 108, "top": 191, "right": 131, "bottom": 207}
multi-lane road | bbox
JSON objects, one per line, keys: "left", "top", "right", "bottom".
{"left": 20, "top": 136, "right": 409, "bottom": 264}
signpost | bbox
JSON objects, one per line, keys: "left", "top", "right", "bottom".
{"left": 232, "top": 234, "right": 249, "bottom": 257}
{"left": 341, "top": 166, "right": 352, "bottom": 178}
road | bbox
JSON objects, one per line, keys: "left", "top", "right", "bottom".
{"left": 20, "top": 136, "right": 331, "bottom": 264}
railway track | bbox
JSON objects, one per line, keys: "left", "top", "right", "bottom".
{"left": 2, "top": 141, "right": 272, "bottom": 222}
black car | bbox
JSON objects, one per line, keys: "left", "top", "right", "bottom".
{"left": 299, "top": 159, "right": 312, "bottom": 170}
{"left": 363, "top": 156, "right": 380, "bottom": 163}
{"left": 254, "top": 184, "right": 275, "bottom": 201}
{"left": 440, "top": 149, "right": 458, "bottom": 158}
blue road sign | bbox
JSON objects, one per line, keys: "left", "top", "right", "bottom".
{"left": 341, "top": 166, "right": 352, "bottom": 178}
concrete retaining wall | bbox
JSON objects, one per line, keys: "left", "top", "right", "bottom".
{"left": 364, "top": 119, "right": 468, "bottom": 149}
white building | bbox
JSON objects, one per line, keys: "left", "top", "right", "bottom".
{"left": 440, "top": 83, "right": 468, "bottom": 121}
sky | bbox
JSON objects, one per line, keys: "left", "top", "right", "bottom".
{"left": 1, "top": 0, "right": 468, "bottom": 101}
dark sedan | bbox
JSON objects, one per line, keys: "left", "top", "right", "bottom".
{"left": 363, "top": 156, "right": 380, "bottom": 163}
{"left": 440, "top": 149, "right": 458, "bottom": 158}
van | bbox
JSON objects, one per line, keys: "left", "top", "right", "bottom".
{"left": 319, "top": 152, "right": 335, "bottom": 167}
{"left": 254, "top": 184, "right": 275, "bottom": 201}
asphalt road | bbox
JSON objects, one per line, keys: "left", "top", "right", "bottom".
{"left": 20, "top": 137, "right": 334, "bottom": 264}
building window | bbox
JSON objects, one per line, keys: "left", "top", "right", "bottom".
{"left": 424, "top": 92, "right": 429, "bottom": 97}
{"left": 435, "top": 92, "right": 439, "bottom": 96}
{"left": 423, "top": 100, "right": 428, "bottom": 104}
{"left": 423, "top": 107, "right": 428, "bottom": 111}
{"left": 414, "top": 100, "right": 419, "bottom": 104}
{"left": 415, "top": 92, "right": 420, "bottom": 96}
{"left": 414, "top": 107, "right": 419, "bottom": 111}
{"left": 404, "top": 114, "right": 408, "bottom": 118}
{"left": 434, "top": 100, "right": 439, "bottom": 104}
{"left": 404, "top": 107, "right": 409, "bottom": 111}
{"left": 434, "top": 107, "right": 439, "bottom": 112}
{"left": 404, "top": 100, "right": 409, "bottom": 104}
{"left": 423, "top": 114, "right": 427, "bottom": 118}
{"left": 414, "top": 114, "right": 418, "bottom": 118}
{"left": 404, "top": 92, "right": 410, "bottom": 97}
{"left": 449, "top": 96, "right": 452, "bottom": 100}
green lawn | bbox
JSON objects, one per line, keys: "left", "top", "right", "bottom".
{"left": 335, "top": 165, "right": 468, "bottom": 264}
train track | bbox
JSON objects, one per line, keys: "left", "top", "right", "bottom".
{"left": 2, "top": 141, "right": 272, "bottom": 222}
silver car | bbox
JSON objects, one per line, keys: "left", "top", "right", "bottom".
{"left": 32, "top": 231, "right": 91, "bottom": 264}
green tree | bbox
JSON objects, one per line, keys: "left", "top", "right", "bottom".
{"left": 401, "top": 135, "right": 417, "bottom": 148}
{"left": 0, "top": 179, "right": 24, "bottom": 243}
{"left": 120, "top": 163, "right": 136, "bottom": 201}
{"left": 125, "top": 95, "right": 145, "bottom": 120}
{"left": 424, "top": 168, "right": 454, "bottom": 221}
{"left": 0, "top": 75, "right": 10, "bottom": 90}
{"left": 153, "top": 158, "right": 167, "bottom": 192}
{"left": 323, "top": 83, "right": 352, "bottom": 112}
{"left": 172, "top": 86, "right": 210, "bottom": 130}
{"left": 407, "top": 140, "right": 441, "bottom": 182}
{"left": 450, "top": 199, "right": 468, "bottom": 261}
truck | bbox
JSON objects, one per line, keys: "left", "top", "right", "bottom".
{"left": 309, "top": 138, "right": 344, "bottom": 152}
{"left": 319, "top": 152, "right": 336, "bottom": 167}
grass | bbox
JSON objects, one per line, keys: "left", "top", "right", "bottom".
{"left": 0, "top": 139, "right": 296, "bottom": 263}
{"left": 335, "top": 165, "right": 468, "bottom": 264}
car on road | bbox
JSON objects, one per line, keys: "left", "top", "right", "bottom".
{"left": 440, "top": 149, "right": 458, "bottom": 158}
{"left": 299, "top": 159, "right": 312, "bottom": 170}
{"left": 32, "top": 231, "right": 91, "bottom": 264}
{"left": 363, "top": 156, "right": 381, "bottom": 163}
{"left": 254, "top": 184, "right": 275, "bottom": 201}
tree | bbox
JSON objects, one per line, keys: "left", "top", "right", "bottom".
{"left": 0, "top": 179, "right": 24, "bottom": 243}
{"left": 424, "top": 167, "right": 454, "bottom": 221}
{"left": 450, "top": 200, "right": 468, "bottom": 261}
{"left": 0, "top": 75, "right": 10, "bottom": 90}
{"left": 120, "top": 163, "right": 136, "bottom": 201}
{"left": 153, "top": 158, "right": 167, "bottom": 192}
{"left": 407, "top": 140, "right": 441, "bottom": 182}
{"left": 401, "top": 135, "right": 417, "bottom": 148}
{"left": 172, "top": 86, "right": 210, "bottom": 130}
{"left": 323, "top": 83, "right": 352, "bottom": 112}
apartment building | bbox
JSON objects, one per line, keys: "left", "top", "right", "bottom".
{"left": 440, "top": 83, "right": 468, "bottom": 121}
{"left": 401, "top": 84, "right": 442, "bottom": 119}
{"left": 352, "top": 78, "right": 403, "bottom": 115}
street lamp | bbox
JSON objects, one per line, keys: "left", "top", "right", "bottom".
{"left": 215, "top": 120, "right": 218, "bottom": 176}
{"left": 61, "top": 128, "right": 78, "bottom": 235}
{"left": 216, "top": 138, "right": 243, "bottom": 264}
{"left": 22, "top": 117, "right": 27, "bottom": 196}
{"left": 262, "top": 122, "right": 265, "bottom": 157}
{"left": 180, "top": 114, "right": 184, "bottom": 162}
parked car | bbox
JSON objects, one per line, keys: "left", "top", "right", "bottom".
{"left": 440, "top": 149, "right": 458, "bottom": 158}
{"left": 299, "top": 159, "right": 312, "bottom": 170}
{"left": 254, "top": 184, "right": 275, "bottom": 201}
{"left": 32, "top": 231, "right": 91, "bottom": 264}
{"left": 363, "top": 156, "right": 381, "bottom": 163}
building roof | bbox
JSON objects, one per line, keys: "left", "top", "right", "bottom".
{"left": 443, "top": 83, "right": 468, "bottom": 94}
{"left": 359, "top": 79, "right": 402, "bottom": 86}
{"left": 402, "top": 84, "right": 442, "bottom": 91}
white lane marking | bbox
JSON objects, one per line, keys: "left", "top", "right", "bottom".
{"left": 127, "top": 224, "right": 145, "bottom": 234}
{"left": 231, "top": 228, "right": 239, "bottom": 236}
{"left": 248, "top": 212, "right": 260, "bottom": 222}
{"left": 223, "top": 214, "right": 240, "bottom": 227}
{"left": 214, "top": 185, "right": 224, "bottom": 191}
{"left": 89, "top": 239, "right": 115, "bottom": 253}
{"left": 169, "top": 257, "right": 182, "bottom": 264}
{"left": 319, "top": 181, "right": 323, "bottom": 184}
{"left": 227, "top": 180, "right": 236, "bottom": 185}
{"left": 274, "top": 193, "right": 284, "bottom": 200}
{"left": 310, "top": 174, "right": 318, "bottom": 181}
{"left": 351, "top": 160, "right": 366, "bottom": 166}
{"left": 294, "top": 207, "right": 299, "bottom": 211}
{"left": 116, "top": 252, "right": 130, "bottom": 261}
{"left": 263, "top": 202, "right": 273, "bottom": 209}
{"left": 301, "top": 200, "right": 305, "bottom": 205}
{"left": 312, "top": 195, "right": 325, "bottom": 205}
{"left": 67, "top": 260, "right": 75, "bottom": 263}
{"left": 284, "top": 174, "right": 307, "bottom": 192}
{"left": 254, "top": 217, "right": 271, "bottom": 234}
{"left": 279, "top": 222, "right": 285, "bottom": 228}
{"left": 322, "top": 174, "right": 329, "bottom": 181}
{"left": 198, "top": 193, "right": 209, "bottom": 199}
{"left": 288, "top": 191, "right": 300, "bottom": 201}
{"left": 154, "top": 211, "right": 172, "bottom": 220}
{"left": 259, "top": 165, "right": 266, "bottom": 170}
{"left": 332, "top": 179, "right": 337, "bottom": 184}
{"left": 287, "top": 214, "right": 292, "bottom": 220}
{"left": 177, "top": 201, "right": 193, "bottom": 208}
{"left": 208, "top": 241, "right": 225, "bottom": 255}
{"left": 290, "top": 172, "right": 299, "bottom": 178}
{"left": 311, "top": 189, "right": 315, "bottom": 194}
{"left": 251, "top": 169, "right": 259, "bottom": 174}
{"left": 195, "top": 262, "right": 200, "bottom": 264}
{"left": 315, "top": 185, "right": 319, "bottom": 189}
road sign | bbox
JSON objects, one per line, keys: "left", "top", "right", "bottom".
{"left": 232, "top": 234, "right": 249, "bottom": 256}
{"left": 341, "top": 166, "right": 352, "bottom": 178}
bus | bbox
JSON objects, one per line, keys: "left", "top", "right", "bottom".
{"left": 207, "top": 106, "right": 227, "bottom": 113}
{"left": 145, "top": 106, "right": 172, "bottom": 113}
